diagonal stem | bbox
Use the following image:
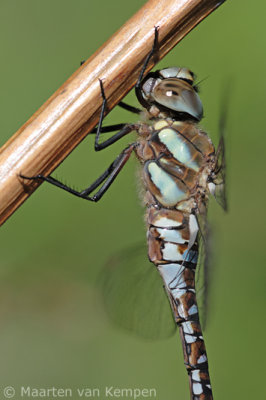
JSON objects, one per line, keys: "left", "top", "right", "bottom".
{"left": 0, "top": 0, "right": 226, "bottom": 225}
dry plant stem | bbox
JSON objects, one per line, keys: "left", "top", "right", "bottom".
{"left": 0, "top": 0, "right": 225, "bottom": 225}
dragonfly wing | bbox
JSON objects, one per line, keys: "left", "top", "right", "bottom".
{"left": 211, "top": 84, "right": 230, "bottom": 211}
{"left": 212, "top": 135, "right": 227, "bottom": 211}
{"left": 193, "top": 199, "right": 215, "bottom": 330}
{"left": 195, "top": 219, "right": 214, "bottom": 329}
{"left": 99, "top": 244, "right": 176, "bottom": 340}
{"left": 198, "top": 87, "right": 230, "bottom": 323}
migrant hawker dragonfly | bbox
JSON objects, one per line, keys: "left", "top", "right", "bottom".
{"left": 21, "top": 28, "right": 226, "bottom": 400}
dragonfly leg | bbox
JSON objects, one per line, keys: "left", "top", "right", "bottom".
{"left": 81, "top": 59, "right": 141, "bottom": 115}
{"left": 118, "top": 101, "right": 141, "bottom": 114}
{"left": 81, "top": 60, "right": 140, "bottom": 114}
{"left": 90, "top": 107, "right": 140, "bottom": 135}
{"left": 94, "top": 79, "right": 139, "bottom": 151}
{"left": 90, "top": 124, "right": 126, "bottom": 134}
{"left": 135, "top": 26, "right": 159, "bottom": 92}
{"left": 20, "top": 143, "right": 135, "bottom": 202}
{"left": 20, "top": 79, "right": 138, "bottom": 199}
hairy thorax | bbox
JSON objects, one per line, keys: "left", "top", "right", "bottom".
{"left": 134, "top": 118, "right": 215, "bottom": 214}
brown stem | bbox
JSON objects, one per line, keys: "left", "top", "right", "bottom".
{"left": 0, "top": 0, "right": 226, "bottom": 225}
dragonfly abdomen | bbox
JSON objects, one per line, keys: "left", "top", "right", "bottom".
{"left": 147, "top": 206, "right": 212, "bottom": 400}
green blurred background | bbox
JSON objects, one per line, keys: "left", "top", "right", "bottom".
{"left": 0, "top": 1, "right": 265, "bottom": 399}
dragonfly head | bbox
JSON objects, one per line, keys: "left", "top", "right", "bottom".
{"left": 138, "top": 67, "right": 203, "bottom": 121}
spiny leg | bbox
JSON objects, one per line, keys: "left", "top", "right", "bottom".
{"left": 20, "top": 79, "right": 138, "bottom": 199}
{"left": 20, "top": 144, "right": 135, "bottom": 202}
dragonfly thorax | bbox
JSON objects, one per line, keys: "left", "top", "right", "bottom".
{"left": 138, "top": 67, "right": 203, "bottom": 121}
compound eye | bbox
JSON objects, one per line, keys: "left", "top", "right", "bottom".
{"left": 152, "top": 79, "right": 203, "bottom": 120}
{"left": 153, "top": 80, "right": 182, "bottom": 106}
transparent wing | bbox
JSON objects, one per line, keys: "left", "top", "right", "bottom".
{"left": 212, "top": 85, "right": 229, "bottom": 211}
{"left": 98, "top": 243, "right": 176, "bottom": 340}
{"left": 194, "top": 198, "right": 215, "bottom": 330}
{"left": 198, "top": 86, "right": 230, "bottom": 323}
{"left": 212, "top": 135, "right": 227, "bottom": 211}
{"left": 195, "top": 217, "right": 213, "bottom": 329}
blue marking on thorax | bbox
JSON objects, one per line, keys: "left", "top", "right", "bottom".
{"left": 158, "top": 128, "right": 200, "bottom": 171}
{"left": 148, "top": 162, "right": 187, "bottom": 206}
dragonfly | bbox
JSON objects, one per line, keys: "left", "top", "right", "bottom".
{"left": 21, "top": 28, "right": 226, "bottom": 400}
